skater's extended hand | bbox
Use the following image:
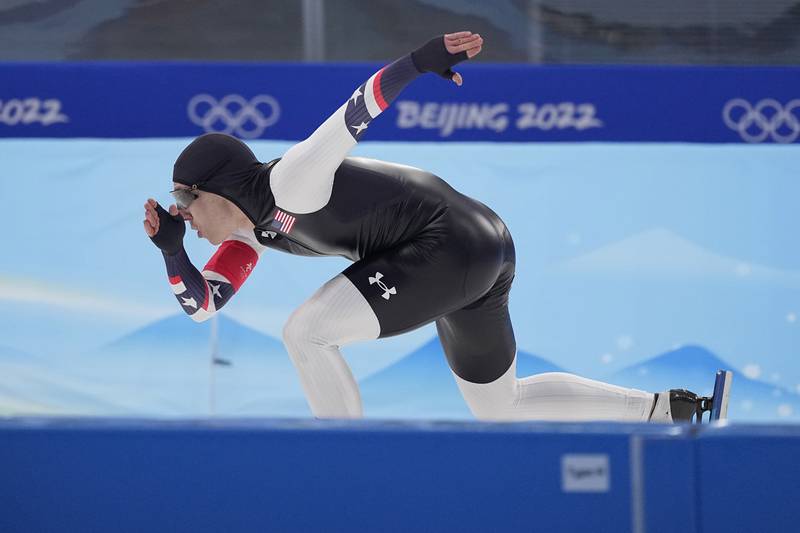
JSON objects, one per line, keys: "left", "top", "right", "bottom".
{"left": 412, "top": 31, "right": 484, "bottom": 87}
{"left": 143, "top": 198, "right": 186, "bottom": 255}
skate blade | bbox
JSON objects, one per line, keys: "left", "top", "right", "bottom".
{"left": 710, "top": 370, "right": 733, "bottom": 421}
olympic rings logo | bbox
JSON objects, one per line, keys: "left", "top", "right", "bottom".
{"left": 187, "top": 94, "right": 280, "bottom": 138}
{"left": 722, "top": 98, "right": 800, "bottom": 143}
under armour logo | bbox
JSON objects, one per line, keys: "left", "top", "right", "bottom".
{"left": 261, "top": 230, "right": 277, "bottom": 239}
{"left": 368, "top": 272, "right": 397, "bottom": 300}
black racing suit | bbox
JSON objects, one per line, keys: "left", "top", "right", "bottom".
{"left": 257, "top": 156, "right": 516, "bottom": 383}
{"left": 166, "top": 37, "right": 516, "bottom": 383}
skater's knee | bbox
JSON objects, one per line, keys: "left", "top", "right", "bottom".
{"left": 465, "top": 397, "right": 518, "bottom": 421}
{"left": 456, "top": 375, "right": 518, "bottom": 421}
{"left": 282, "top": 303, "right": 324, "bottom": 349}
{"left": 282, "top": 297, "right": 352, "bottom": 350}
{"left": 465, "top": 399, "right": 512, "bottom": 421}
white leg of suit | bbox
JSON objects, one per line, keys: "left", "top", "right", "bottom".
{"left": 282, "top": 273, "right": 380, "bottom": 418}
{"left": 453, "top": 355, "right": 655, "bottom": 421}
{"left": 282, "top": 274, "right": 654, "bottom": 422}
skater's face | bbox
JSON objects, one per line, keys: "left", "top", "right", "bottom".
{"left": 171, "top": 182, "right": 250, "bottom": 245}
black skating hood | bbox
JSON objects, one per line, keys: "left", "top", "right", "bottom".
{"left": 172, "top": 133, "right": 275, "bottom": 226}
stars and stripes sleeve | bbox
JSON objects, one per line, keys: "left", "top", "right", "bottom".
{"left": 270, "top": 54, "right": 422, "bottom": 214}
{"left": 163, "top": 230, "right": 265, "bottom": 322}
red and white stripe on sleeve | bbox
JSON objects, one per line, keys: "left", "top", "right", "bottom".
{"left": 164, "top": 229, "right": 265, "bottom": 322}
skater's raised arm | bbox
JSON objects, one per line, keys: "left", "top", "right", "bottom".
{"left": 270, "top": 31, "right": 483, "bottom": 214}
{"left": 144, "top": 199, "right": 262, "bottom": 322}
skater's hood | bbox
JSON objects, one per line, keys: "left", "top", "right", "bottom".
{"left": 172, "top": 133, "right": 276, "bottom": 226}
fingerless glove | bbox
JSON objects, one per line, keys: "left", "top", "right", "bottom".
{"left": 411, "top": 35, "right": 469, "bottom": 80}
{"left": 149, "top": 204, "right": 186, "bottom": 256}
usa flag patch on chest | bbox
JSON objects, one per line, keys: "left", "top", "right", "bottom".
{"left": 270, "top": 209, "right": 297, "bottom": 234}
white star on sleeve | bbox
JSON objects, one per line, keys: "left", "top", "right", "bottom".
{"left": 209, "top": 282, "right": 222, "bottom": 299}
{"left": 350, "top": 87, "right": 363, "bottom": 105}
{"left": 351, "top": 121, "right": 369, "bottom": 135}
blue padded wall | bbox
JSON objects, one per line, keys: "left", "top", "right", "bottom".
{"left": 1, "top": 419, "right": 798, "bottom": 533}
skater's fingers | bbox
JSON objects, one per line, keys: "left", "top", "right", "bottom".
{"left": 444, "top": 31, "right": 473, "bottom": 41}
{"left": 445, "top": 34, "right": 482, "bottom": 54}
{"left": 144, "top": 219, "right": 156, "bottom": 237}
{"left": 147, "top": 210, "right": 159, "bottom": 230}
{"left": 466, "top": 44, "right": 482, "bottom": 59}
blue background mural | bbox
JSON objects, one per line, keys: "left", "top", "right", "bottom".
{"left": 1, "top": 139, "right": 798, "bottom": 421}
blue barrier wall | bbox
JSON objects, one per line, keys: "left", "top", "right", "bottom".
{"left": 695, "top": 425, "right": 800, "bottom": 533}
{"left": 1, "top": 63, "right": 798, "bottom": 143}
{"left": 1, "top": 419, "right": 798, "bottom": 533}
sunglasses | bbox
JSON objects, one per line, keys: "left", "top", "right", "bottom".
{"left": 170, "top": 187, "right": 199, "bottom": 210}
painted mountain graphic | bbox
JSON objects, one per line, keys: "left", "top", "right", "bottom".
{"left": 0, "top": 344, "right": 45, "bottom": 364}
{"left": 99, "top": 312, "right": 286, "bottom": 357}
{"left": 606, "top": 345, "right": 800, "bottom": 421}
{"left": 69, "top": 313, "right": 309, "bottom": 417}
{"left": 0, "top": 345, "right": 129, "bottom": 416}
{"left": 360, "top": 337, "right": 564, "bottom": 420}
{"left": 561, "top": 227, "right": 800, "bottom": 287}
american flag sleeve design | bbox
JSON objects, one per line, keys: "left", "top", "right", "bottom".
{"left": 343, "top": 54, "right": 421, "bottom": 141}
{"left": 163, "top": 239, "right": 260, "bottom": 322}
{"left": 269, "top": 54, "right": 422, "bottom": 213}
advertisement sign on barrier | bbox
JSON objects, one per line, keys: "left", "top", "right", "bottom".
{"left": 0, "top": 62, "right": 798, "bottom": 142}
